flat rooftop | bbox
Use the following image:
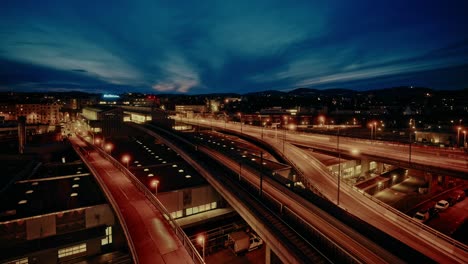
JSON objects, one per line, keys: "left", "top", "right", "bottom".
{"left": 109, "top": 135, "right": 208, "bottom": 193}
{"left": 0, "top": 150, "right": 106, "bottom": 223}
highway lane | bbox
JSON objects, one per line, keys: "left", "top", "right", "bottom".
{"left": 201, "top": 146, "right": 404, "bottom": 264}
{"left": 186, "top": 117, "right": 468, "bottom": 174}
{"left": 176, "top": 117, "right": 468, "bottom": 263}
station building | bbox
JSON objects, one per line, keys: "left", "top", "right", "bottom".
{"left": 0, "top": 152, "right": 130, "bottom": 263}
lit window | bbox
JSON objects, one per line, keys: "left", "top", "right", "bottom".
{"left": 176, "top": 210, "right": 183, "bottom": 218}
{"left": 193, "top": 206, "right": 199, "bottom": 214}
{"left": 101, "top": 226, "right": 113, "bottom": 245}
{"left": 186, "top": 208, "right": 193, "bottom": 216}
{"left": 5, "top": 257, "right": 28, "bottom": 264}
{"left": 198, "top": 204, "right": 205, "bottom": 212}
{"left": 58, "top": 243, "right": 86, "bottom": 258}
{"left": 211, "top": 202, "right": 217, "bottom": 209}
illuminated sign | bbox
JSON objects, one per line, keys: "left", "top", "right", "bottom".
{"left": 103, "top": 94, "right": 120, "bottom": 98}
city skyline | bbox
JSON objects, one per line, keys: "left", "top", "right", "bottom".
{"left": 1, "top": 0, "right": 468, "bottom": 94}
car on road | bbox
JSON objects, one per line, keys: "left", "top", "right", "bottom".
{"left": 248, "top": 233, "right": 263, "bottom": 251}
{"left": 435, "top": 200, "right": 449, "bottom": 211}
{"left": 413, "top": 210, "right": 429, "bottom": 223}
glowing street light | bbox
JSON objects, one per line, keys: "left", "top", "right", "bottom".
{"left": 122, "top": 155, "right": 130, "bottom": 168}
{"left": 94, "top": 138, "right": 101, "bottom": 146}
{"left": 368, "top": 122, "right": 377, "bottom": 142}
{"left": 104, "top": 143, "right": 113, "bottom": 154}
{"left": 197, "top": 234, "right": 205, "bottom": 261}
{"left": 457, "top": 126, "right": 462, "bottom": 147}
{"left": 238, "top": 112, "right": 243, "bottom": 133}
{"left": 318, "top": 115, "right": 325, "bottom": 127}
{"left": 152, "top": 179, "right": 159, "bottom": 196}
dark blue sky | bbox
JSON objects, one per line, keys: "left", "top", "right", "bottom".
{"left": 1, "top": 0, "right": 467, "bottom": 94}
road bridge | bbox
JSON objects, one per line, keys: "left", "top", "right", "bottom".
{"left": 175, "top": 116, "right": 468, "bottom": 263}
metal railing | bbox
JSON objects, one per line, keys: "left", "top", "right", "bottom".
{"left": 76, "top": 135, "right": 204, "bottom": 264}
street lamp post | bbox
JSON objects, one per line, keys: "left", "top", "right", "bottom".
{"left": 457, "top": 127, "right": 462, "bottom": 147}
{"left": 122, "top": 155, "right": 130, "bottom": 168}
{"left": 197, "top": 235, "right": 205, "bottom": 261}
{"left": 282, "top": 127, "right": 286, "bottom": 154}
{"left": 259, "top": 151, "right": 263, "bottom": 197}
{"left": 238, "top": 113, "right": 243, "bottom": 134}
{"left": 152, "top": 180, "right": 159, "bottom": 196}
{"left": 463, "top": 130, "right": 467, "bottom": 148}
{"left": 105, "top": 143, "right": 113, "bottom": 155}
{"left": 258, "top": 115, "right": 264, "bottom": 139}
{"left": 337, "top": 128, "right": 341, "bottom": 205}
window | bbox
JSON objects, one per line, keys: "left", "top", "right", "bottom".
{"left": 211, "top": 202, "right": 217, "bottom": 209}
{"left": 101, "top": 226, "right": 112, "bottom": 245}
{"left": 5, "top": 258, "right": 28, "bottom": 264}
{"left": 185, "top": 207, "right": 193, "bottom": 216}
{"left": 198, "top": 204, "right": 205, "bottom": 212}
{"left": 58, "top": 243, "right": 86, "bottom": 258}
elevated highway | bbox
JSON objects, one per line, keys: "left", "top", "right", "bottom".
{"left": 175, "top": 116, "right": 468, "bottom": 263}
{"left": 69, "top": 135, "right": 202, "bottom": 264}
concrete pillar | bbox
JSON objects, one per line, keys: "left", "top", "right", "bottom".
{"left": 360, "top": 159, "right": 370, "bottom": 177}
{"left": 377, "top": 162, "right": 384, "bottom": 174}
{"left": 425, "top": 173, "right": 435, "bottom": 192}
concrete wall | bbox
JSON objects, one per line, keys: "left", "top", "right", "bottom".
{"left": 158, "top": 185, "right": 219, "bottom": 214}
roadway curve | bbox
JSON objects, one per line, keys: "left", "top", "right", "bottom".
{"left": 176, "top": 117, "right": 468, "bottom": 264}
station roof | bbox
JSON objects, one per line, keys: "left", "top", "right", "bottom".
{"left": 110, "top": 136, "right": 208, "bottom": 193}
{"left": 0, "top": 174, "right": 106, "bottom": 222}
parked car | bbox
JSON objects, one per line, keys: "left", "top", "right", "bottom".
{"left": 435, "top": 200, "right": 449, "bottom": 211}
{"left": 248, "top": 233, "right": 264, "bottom": 251}
{"left": 428, "top": 207, "right": 439, "bottom": 218}
{"left": 445, "top": 197, "right": 456, "bottom": 206}
{"left": 413, "top": 210, "right": 429, "bottom": 223}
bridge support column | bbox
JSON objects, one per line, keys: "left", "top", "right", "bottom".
{"left": 425, "top": 172, "right": 435, "bottom": 193}
{"left": 377, "top": 162, "right": 384, "bottom": 174}
{"left": 360, "top": 159, "right": 370, "bottom": 177}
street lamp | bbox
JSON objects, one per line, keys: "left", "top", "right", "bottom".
{"left": 151, "top": 179, "right": 159, "bottom": 196}
{"left": 105, "top": 143, "right": 113, "bottom": 154}
{"left": 318, "top": 115, "right": 325, "bottom": 127}
{"left": 95, "top": 138, "right": 101, "bottom": 146}
{"left": 197, "top": 234, "right": 205, "bottom": 261}
{"left": 457, "top": 126, "right": 462, "bottom": 147}
{"left": 463, "top": 130, "right": 467, "bottom": 148}
{"left": 258, "top": 115, "right": 263, "bottom": 139}
{"left": 122, "top": 155, "right": 130, "bottom": 168}
{"left": 259, "top": 151, "right": 264, "bottom": 197}
{"left": 238, "top": 113, "right": 243, "bottom": 134}
{"left": 368, "top": 122, "right": 376, "bottom": 142}
{"left": 337, "top": 128, "right": 341, "bottom": 206}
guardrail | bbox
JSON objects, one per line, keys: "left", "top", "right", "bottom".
{"left": 75, "top": 135, "right": 204, "bottom": 264}
{"left": 71, "top": 143, "right": 139, "bottom": 264}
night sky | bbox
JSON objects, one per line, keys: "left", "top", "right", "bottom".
{"left": 1, "top": 0, "right": 467, "bottom": 94}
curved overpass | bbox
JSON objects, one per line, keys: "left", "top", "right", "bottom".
{"left": 175, "top": 117, "right": 468, "bottom": 264}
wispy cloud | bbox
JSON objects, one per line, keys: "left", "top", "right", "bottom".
{"left": 152, "top": 54, "right": 201, "bottom": 93}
